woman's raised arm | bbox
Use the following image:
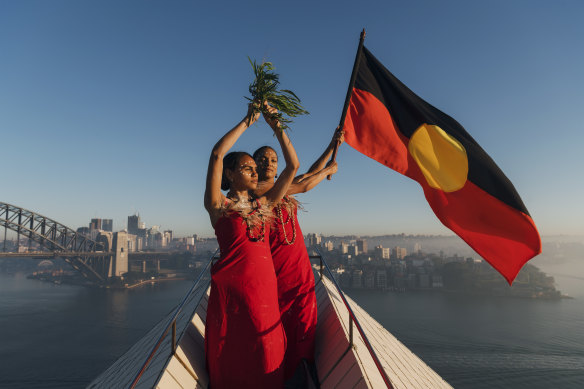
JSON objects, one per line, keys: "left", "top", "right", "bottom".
{"left": 284, "top": 127, "right": 343, "bottom": 195}
{"left": 296, "top": 127, "right": 344, "bottom": 182}
{"left": 204, "top": 105, "right": 260, "bottom": 214}
{"left": 261, "top": 105, "right": 300, "bottom": 205}
{"left": 287, "top": 161, "right": 338, "bottom": 195}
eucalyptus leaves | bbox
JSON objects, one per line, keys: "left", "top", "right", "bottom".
{"left": 245, "top": 57, "right": 309, "bottom": 131}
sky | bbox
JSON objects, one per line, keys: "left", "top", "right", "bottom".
{"left": 1, "top": 0, "right": 583, "bottom": 238}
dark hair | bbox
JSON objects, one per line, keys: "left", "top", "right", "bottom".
{"left": 221, "top": 151, "right": 253, "bottom": 191}
{"left": 252, "top": 146, "right": 278, "bottom": 161}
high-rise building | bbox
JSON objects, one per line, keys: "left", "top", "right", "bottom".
{"left": 356, "top": 239, "right": 368, "bottom": 253}
{"left": 339, "top": 241, "right": 348, "bottom": 254}
{"left": 163, "top": 231, "right": 173, "bottom": 247}
{"left": 89, "top": 218, "right": 102, "bottom": 231}
{"left": 348, "top": 245, "right": 359, "bottom": 256}
{"left": 102, "top": 219, "right": 113, "bottom": 232}
{"left": 393, "top": 246, "right": 407, "bottom": 259}
{"left": 324, "top": 240, "right": 334, "bottom": 251}
{"left": 374, "top": 245, "right": 391, "bottom": 259}
{"left": 128, "top": 214, "right": 140, "bottom": 235}
{"left": 306, "top": 233, "right": 321, "bottom": 247}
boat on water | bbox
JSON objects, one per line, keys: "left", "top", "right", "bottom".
{"left": 89, "top": 250, "right": 451, "bottom": 388}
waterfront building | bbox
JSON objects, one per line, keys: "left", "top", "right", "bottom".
{"left": 432, "top": 275, "right": 444, "bottom": 288}
{"left": 352, "top": 269, "right": 363, "bottom": 289}
{"left": 407, "top": 274, "right": 417, "bottom": 289}
{"left": 393, "top": 275, "right": 406, "bottom": 290}
{"left": 364, "top": 270, "right": 375, "bottom": 289}
{"left": 419, "top": 274, "right": 430, "bottom": 288}
{"left": 376, "top": 269, "right": 388, "bottom": 289}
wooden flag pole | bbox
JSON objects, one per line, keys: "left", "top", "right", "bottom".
{"left": 327, "top": 28, "right": 366, "bottom": 180}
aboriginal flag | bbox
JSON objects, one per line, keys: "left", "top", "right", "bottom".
{"left": 343, "top": 46, "right": 541, "bottom": 284}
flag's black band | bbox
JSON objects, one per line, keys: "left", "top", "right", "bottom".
{"left": 354, "top": 47, "right": 530, "bottom": 216}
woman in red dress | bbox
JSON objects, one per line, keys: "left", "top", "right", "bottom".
{"left": 253, "top": 129, "right": 344, "bottom": 384}
{"left": 204, "top": 103, "right": 300, "bottom": 388}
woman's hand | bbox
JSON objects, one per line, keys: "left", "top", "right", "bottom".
{"left": 262, "top": 102, "right": 281, "bottom": 130}
{"left": 326, "top": 161, "right": 338, "bottom": 175}
{"left": 246, "top": 102, "right": 261, "bottom": 126}
{"left": 332, "top": 126, "right": 345, "bottom": 146}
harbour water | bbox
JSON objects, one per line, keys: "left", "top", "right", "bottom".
{"left": 0, "top": 264, "right": 583, "bottom": 388}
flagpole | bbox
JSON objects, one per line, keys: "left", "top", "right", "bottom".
{"left": 327, "top": 28, "right": 366, "bottom": 180}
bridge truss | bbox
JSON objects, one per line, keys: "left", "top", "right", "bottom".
{"left": 1, "top": 202, "right": 109, "bottom": 282}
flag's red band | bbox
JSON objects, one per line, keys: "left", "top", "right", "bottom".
{"left": 344, "top": 87, "right": 541, "bottom": 283}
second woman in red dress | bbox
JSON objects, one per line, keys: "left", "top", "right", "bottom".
{"left": 253, "top": 129, "right": 343, "bottom": 385}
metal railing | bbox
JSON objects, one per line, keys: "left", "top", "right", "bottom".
{"left": 128, "top": 249, "right": 218, "bottom": 389}
{"left": 311, "top": 247, "right": 394, "bottom": 389}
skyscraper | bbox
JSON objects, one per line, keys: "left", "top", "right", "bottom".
{"left": 357, "top": 239, "right": 368, "bottom": 253}
{"left": 89, "top": 218, "right": 102, "bottom": 231}
{"left": 128, "top": 214, "right": 140, "bottom": 235}
{"left": 102, "top": 219, "right": 113, "bottom": 232}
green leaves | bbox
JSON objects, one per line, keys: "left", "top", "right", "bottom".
{"left": 245, "top": 57, "right": 309, "bottom": 131}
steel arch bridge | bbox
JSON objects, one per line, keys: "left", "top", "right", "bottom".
{"left": 0, "top": 202, "right": 110, "bottom": 282}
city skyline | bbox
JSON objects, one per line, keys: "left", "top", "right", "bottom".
{"left": 2, "top": 1, "right": 583, "bottom": 239}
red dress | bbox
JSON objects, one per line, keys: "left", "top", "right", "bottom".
{"left": 205, "top": 200, "right": 286, "bottom": 388}
{"left": 269, "top": 196, "right": 317, "bottom": 379}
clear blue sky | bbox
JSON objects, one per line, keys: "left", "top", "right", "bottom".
{"left": 1, "top": 0, "right": 583, "bottom": 238}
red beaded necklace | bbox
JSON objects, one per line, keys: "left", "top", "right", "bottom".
{"left": 276, "top": 196, "right": 296, "bottom": 245}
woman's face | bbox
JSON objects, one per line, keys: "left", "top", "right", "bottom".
{"left": 228, "top": 155, "right": 258, "bottom": 191}
{"left": 255, "top": 148, "right": 278, "bottom": 181}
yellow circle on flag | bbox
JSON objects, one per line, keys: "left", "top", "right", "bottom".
{"left": 408, "top": 124, "right": 468, "bottom": 192}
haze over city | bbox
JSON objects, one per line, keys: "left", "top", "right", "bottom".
{"left": 2, "top": 1, "right": 583, "bottom": 239}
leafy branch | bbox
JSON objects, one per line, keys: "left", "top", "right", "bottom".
{"left": 245, "top": 57, "right": 309, "bottom": 131}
